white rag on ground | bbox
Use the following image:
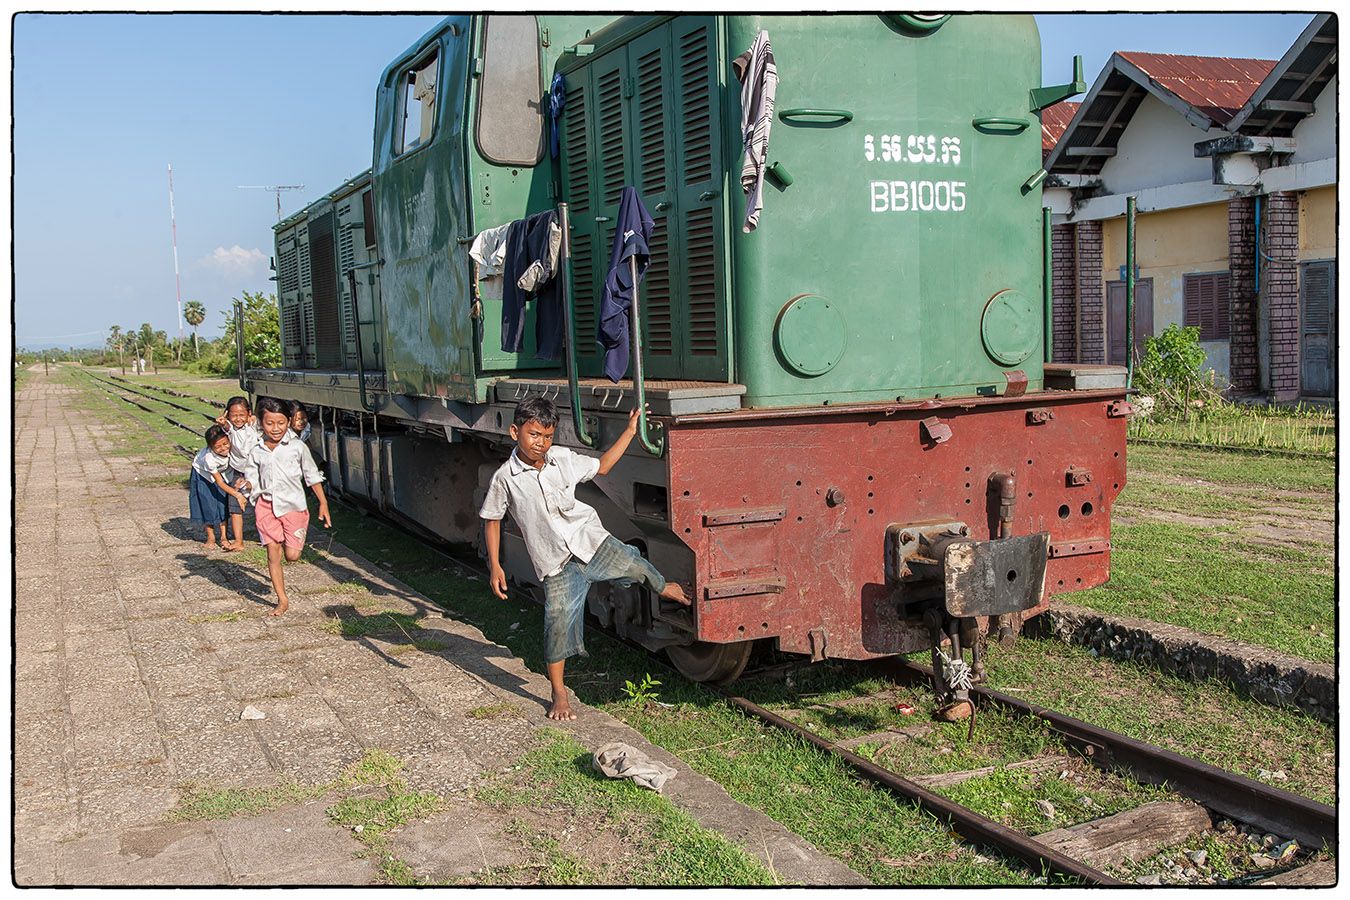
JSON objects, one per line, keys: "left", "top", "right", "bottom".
{"left": 592, "top": 741, "right": 677, "bottom": 793}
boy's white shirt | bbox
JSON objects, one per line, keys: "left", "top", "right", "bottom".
{"left": 192, "top": 446, "right": 230, "bottom": 480}
{"left": 479, "top": 445, "right": 608, "bottom": 580}
{"left": 241, "top": 429, "right": 324, "bottom": 517}
{"left": 223, "top": 420, "right": 261, "bottom": 473}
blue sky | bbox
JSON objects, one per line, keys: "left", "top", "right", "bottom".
{"left": 13, "top": 13, "right": 1315, "bottom": 349}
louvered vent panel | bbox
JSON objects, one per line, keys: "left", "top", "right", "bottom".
{"left": 337, "top": 205, "right": 356, "bottom": 275}
{"left": 307, "top": 212, "right": 343, "bottom": 368}
{"left": 564, "top": 82, "right": 590, "bottom": 215}
{"left": 571, "top": 231, "right": 597, "bottom": 357}
{"left": 685, "top": 207, "right": 719, "bottom": 354}
{"left": 679, "top": 26, "right": 713, "bottom": 185}
{"left": 298, "top": 239, "right": 312, "bottom": 290}
{"left": 282, "top": 300, "right": 302, "bottom": 350}
{"left": 597, "top": 69, "right": 626, "bottom": 206}
{"left": 301, "top": 298, "right": 317, "bottom": 368}
{"left": 637, "top": 48, "right": 667, "bottom": 196}
{"left": 644, "top": 218, "right": 673, "bottom": 355}
{"left": 1302, "top": 264, "right": 1331, "bottom": 334}
{"left": 279, "top": 242, "right": 300, "bottom": 294}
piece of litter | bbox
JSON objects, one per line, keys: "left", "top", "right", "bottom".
{"left": 893, "top": 702, "right": 916, "bottom": 716}
{"left": 508, "top": 622, "right": 520, "bottom": 631}
{"left": 284, "top": 828, "right": 291, "bottom": 833}
{"left": 655, "top": 701, "right": 674, "bottom": 708}
{"left": 592, "top": 742, "right": 676, "bottom": 793}
{"left": 1033, "top": 799, "right": 1056, "bottom": 819}
{"left": 240, "top": 705, "right": 266, "bottom": 720}
{"left": 353, "top": 825, "right": 364, "bottom": 834}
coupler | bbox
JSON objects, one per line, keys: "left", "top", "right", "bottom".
{"left": 886, "top": 501, "right": 1050, "bottom": 720}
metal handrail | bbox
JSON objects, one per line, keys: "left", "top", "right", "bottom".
{"left": 558, "top": 202, "right": 598, "bottom": 448}
{"left": 234, "top": 300, "right": 246, "bottom": 391}
{"left": 345, "top": 260, "right": 381, "bottom": 412}
{"left": 628, "top": 254, "right": 663, "bottom": 456}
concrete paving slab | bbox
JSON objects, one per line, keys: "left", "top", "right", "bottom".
{"left": 211, "top": 800, "right": 371, "bottom": 882}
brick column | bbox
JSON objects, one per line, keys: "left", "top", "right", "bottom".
{"left": 1263, "top": 192, "right": 1300, "bottom": 400}
{"left": 1075, "top": 220, "right": 1105, "bottom": 364}
{"left": 1227, "top": 197, "right": 1258, "bottom": 394}
{"left": 1051, "top": 223, "right": 1077, "bottom": 362}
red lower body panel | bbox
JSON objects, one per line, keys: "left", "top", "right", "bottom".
{"left": 667, "top": 392, "right": 1128, "bottom": 660}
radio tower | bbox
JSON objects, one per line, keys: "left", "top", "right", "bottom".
{"left": 168, "top": 164, "right": 183, "bottom": 344}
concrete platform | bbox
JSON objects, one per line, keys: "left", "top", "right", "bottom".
{"left": 13, "top": 370, "right": 864, "bottom": 886}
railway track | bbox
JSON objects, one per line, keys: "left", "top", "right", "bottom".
{"left": 105, "top": 372, "right": 224, "bottom": 409}
{"left": 82, "top": 371, "right": 1337, "bottom": 886}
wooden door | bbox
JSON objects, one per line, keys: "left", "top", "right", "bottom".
{"left": 1299, "top": 260, "right": 1335, "bottom": 397}
{"left": 1107, "top": 279, "right": 1153, "bottom": 367}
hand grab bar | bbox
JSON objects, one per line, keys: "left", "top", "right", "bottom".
{"left": 558, "top": 202, "right": 598, "bottom": 448}
{"left": 628, "top": 254, "right": 663, "bottom": 457}
{"left": 778, "top": 108, "right": 853, "bottom": 125}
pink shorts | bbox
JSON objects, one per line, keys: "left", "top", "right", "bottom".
{"left": 255, "top": 498, "right": 309, "bottom": 550}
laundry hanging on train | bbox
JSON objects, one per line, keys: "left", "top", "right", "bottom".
{"left": 469, "top": 222, "right": 512, "bottom": 301}
{"left": 598, "top": 186, "right": 655, "bottom": 383}
{"left": 548, "top": 73, "right": 566, "bottom": 160}
{"left": 733, "top": 29, "right": 778, "bottom": 233}
{"left": 500, "top": 210, "right": 565, "bottom": 360}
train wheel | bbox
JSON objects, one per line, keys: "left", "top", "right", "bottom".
{"left": 666, "top": 641, "right": 753, "bottom": 685}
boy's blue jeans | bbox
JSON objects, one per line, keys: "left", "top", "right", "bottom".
{"left": 543, "top": 536, "right": 666, "bottom": 664}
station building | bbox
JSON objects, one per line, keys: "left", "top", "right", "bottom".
{"left": 1042, "top": 14, "right": 1336, "bottom": 401}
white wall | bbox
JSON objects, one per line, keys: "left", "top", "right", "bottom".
{"left": 1100, "top": 94, "right": 1218, "bottom": 196}
{"left": 1290, "top": 74, "right": 1335, "bottom": 163}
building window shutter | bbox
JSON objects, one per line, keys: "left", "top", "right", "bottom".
{"left": 1183, "top": 273, "right": 1229, "bottom": 341}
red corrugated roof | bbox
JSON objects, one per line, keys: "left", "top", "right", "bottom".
{"left": 1118, "top": 51, "right": 1276, "bottom": 125}
{"left": 1041, "top": 101, "right": 1079, "bottom": 151}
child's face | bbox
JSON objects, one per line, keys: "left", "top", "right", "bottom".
{"left": 510, "top": 419, "right": 555, "bottom": 464}
{"left": 261, "top": 409, "right": 291, "bottom": 443}
{"left": 226, "top": 403, "right": 251, "bottom": 428}
{"left": 291, "top": 411, "right": 308, "bottom": 435}
{"left": 210, "top": 437, "right": 231, "bottom": 457}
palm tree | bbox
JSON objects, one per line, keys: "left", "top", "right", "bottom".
{"left": 108, "top": 325, "right": 124, "bottom": 373}
{"left": 184, "top": 300, "right": 206, "bottom": 357}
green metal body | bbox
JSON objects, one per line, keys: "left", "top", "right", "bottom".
{"left": 280, "top": 14, "right": 1058, "bottom": 409}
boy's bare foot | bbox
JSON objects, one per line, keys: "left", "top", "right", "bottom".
{"left": 268, "top": 599, "right": 289, "bottom": 617}
{"left": 221, "top": 542, "right": 240, "bottom": 553}
{"left": 204, "top": 540, "right": 218, "bottom": 550}
{"left": 546, "top": 691, "right": 576, "bottom": 721}
{"left": 659, "top": 581, "right": 691, "bottom": 606}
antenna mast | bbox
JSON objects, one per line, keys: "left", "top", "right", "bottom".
{"left": 238, "top": 184, "right": 306, "bottom": 221}
{"left": 168, "top": 164, "right": 183, "bottom": 343}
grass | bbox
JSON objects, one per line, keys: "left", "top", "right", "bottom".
{"left": 1126, "top": 443, "right": 1333, "bottom": 493}
{"left": 174, "top": 780, "right": 328, "bottom": 821}
{"left": 474, "top": 729, "right": 778, "bottom": 885}
{"left": 467, "top": 702, "right": 525, "bottom": 720}
{"left": 982, "top": 637, "right": 1335, "bottom": 805}
{"left": 1072, "top": 520, "right": 1332, "bottom": 661}
{"left": 1128, "top": 403, "right": 1334, "bottom": 455}
{"left": 187, "top": 611, "right": 247, "bottom": 624}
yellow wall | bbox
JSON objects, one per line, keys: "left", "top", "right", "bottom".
{"left": 1299, "top": 185, "right": 1336, "bottom": 261}
{"left": 1100, "top": 202, "right": 1231, "bottom": 379}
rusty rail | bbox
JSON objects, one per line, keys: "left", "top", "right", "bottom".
{"left": 718, "top": 691, "right": 1119, "bottom": 884}
{"left": 878, "top": 659, "right": 1337, "bottom": 853}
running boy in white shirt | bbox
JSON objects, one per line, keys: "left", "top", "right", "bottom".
{"left": 479, "top": 397, "right": 688, "bottom": 721}
{"left": 215, "top": 396, "right": 261, "bottom": 552}
{"left": 238, "top": 396, "right": 331, "bottom": 616}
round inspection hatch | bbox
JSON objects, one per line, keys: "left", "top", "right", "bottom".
{"left": 980, "top": 289, "right": 1037, "bottom": 366}
{"left": 775, "top": 294, "right": 846, "bottom": 377}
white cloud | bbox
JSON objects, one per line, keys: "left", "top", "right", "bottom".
{"left": 196, "top": 245, "right": 266, "bottom": 277}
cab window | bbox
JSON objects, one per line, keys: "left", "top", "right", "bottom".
{"left": 396, "top": 51, "right": 439, "bottom": 155}
{"left": 476, "top": 15, "right": 543, "bottom": 165}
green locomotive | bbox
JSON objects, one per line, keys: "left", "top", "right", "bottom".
{"left": 250, "top": 14, "right": 1124, "bottom": 704}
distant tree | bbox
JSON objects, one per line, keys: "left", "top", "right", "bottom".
{"left": 218, "top": 291, "right": 281, "bottom": 376}
{"left": 184, "top": 300, "right": 206, "bottom": 357}
{"left": 108, "top": 325, "right": 124, "bottom": 373}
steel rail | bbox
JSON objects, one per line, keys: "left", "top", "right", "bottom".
{"left": 879, "top": 659, "right": 1337, "bottom": 853}
{"left": 94, "top": 374, "right": 214, "bottom": 419}
{"left": 717, "top": 690, "right": 1119, "bottom": 885}
{"left": 82, "top": 373, "right": 207, "bottom": 438}
{"left": 106, "top": 373, "right": 221, "bottom": 409}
